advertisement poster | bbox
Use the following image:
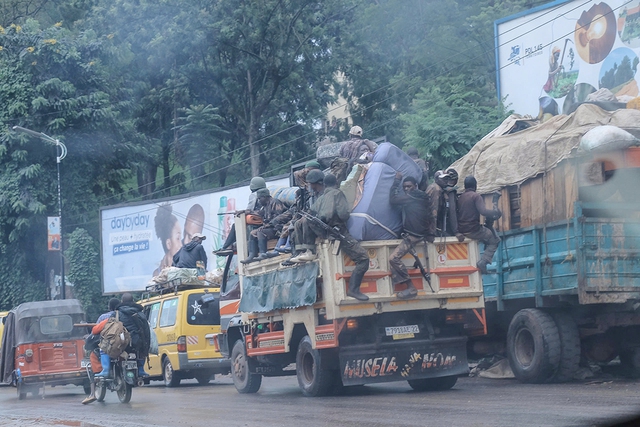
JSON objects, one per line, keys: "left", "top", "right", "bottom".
{"left": 100, "top": 177, "right": 289, "bottom": 294}
{"left": 47, "top": 216, "right": 61, "bottom": 251}
{"left": 496, "top": 0, "right": 640, "bottom": 116}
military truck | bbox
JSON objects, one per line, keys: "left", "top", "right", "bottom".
{"left": 451, "top": 104, "right": 640, "bottom": 383}
{"left": 215, "top": 211, "right": 486, "bottom": 396}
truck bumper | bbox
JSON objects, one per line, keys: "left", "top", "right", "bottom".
{"left": 177, "top": 354, "right": 231, "bottom": 374}
{"left": 339, "top": 336, "right": 468, "bottom": 386}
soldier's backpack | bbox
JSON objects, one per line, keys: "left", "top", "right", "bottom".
{"left": 99, "top": 311, "right": 131, "bottom": 358}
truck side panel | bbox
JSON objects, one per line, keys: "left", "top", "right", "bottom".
{"left": 483, "top": 202, "right": 640, "bottom": 310}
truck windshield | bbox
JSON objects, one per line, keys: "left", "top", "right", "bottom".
{"left": 186, "top": 293, "right": 220, "bottom": 326}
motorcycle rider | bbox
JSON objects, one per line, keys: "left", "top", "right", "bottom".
{"left": 114, "top": 293, "right": 151, "bottom": 378}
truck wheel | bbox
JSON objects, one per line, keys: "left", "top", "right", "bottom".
{"left": 163, "top": 358, "right": 181, "bottom": 387}
{"left": 407, "top": 375, "right": 457, "bottom": 391}
{"left": 83, "top": 380, "right": 92, "bottom": 395}
{"left": 231, "top": 340, "right": 262, "bottom": 394}
{"left": 296, "top": 335, "right": 334, "bottom": 397}
{"left": 550, "top": 312, "right": 580, "bottom": 383}
{"left": 507, "top": 308, "right": 561, "bottom": 383}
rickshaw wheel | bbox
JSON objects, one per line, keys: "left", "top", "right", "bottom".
{"left": 95, "top": 381, "right": 106, "bottom": 402}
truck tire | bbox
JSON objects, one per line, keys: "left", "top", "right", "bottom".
{"left": 407, "top": 375, "right": 458, "bottom": 392}
{"left": 507, "top": 308, "right": 561, "bottom": 383}
{"left": 550, "top": 312, "right": 580, "bottom": 383}
{"left": 163, "top": 358, "right": 181, "bottom": 387}
{"left": 296, "top": 335, "right": 334, "bottom": 397}
{"left": 231, "top": 340, "right": 262, "bottom": 394}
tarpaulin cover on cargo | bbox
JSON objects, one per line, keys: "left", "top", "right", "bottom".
{"left": 239, "top": 262, "right": 318, "bottom": 313}
{"left": 449, "top": 104, "right": 640, "bottom": 194}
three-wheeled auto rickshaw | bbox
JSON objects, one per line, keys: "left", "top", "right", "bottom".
{"left": 0, "top": 299, "right": 91, "bottom": 399}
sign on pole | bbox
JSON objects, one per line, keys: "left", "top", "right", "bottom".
{"left": 48, "top": 216, "right": 61, "bottom": 251}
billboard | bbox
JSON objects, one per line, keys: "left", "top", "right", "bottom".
{"left": 100, "top": 177, "right": 289, "bottom": 294}
{"left": 496, "top": 0, "right": 640, "bottom": 116}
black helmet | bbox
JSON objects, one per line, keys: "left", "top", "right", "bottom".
{"left": 464, "top": 175, "right": 477, "bottom": 190}
{"left": 306, "top": 169, "right": 324, "bottom": 184}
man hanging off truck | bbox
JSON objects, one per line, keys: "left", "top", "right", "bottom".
{"left": 290, "top": 170, "right": 370, "bottom": 301}
{"left": 389, "top": 172, "right": 434, "bottom": 299}
{"left": 457, "top": 176, "right": 502, "bottom": 274}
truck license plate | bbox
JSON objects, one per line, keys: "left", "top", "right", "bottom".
{"left": 81, "top": 360, "right": 90, "bottom": 368}
{"left": 385, "top": 325, "right": 419, "bottom": 340}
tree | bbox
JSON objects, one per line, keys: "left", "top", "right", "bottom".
{"left": 400, "top": 75, "right": 507, "bottom": 171}
{"left": 66, "top": 228, "right": 107, "bottom": 321}
{"left": 0, "top": 19, "right": 132, "bottom": 309}
{"left": 198, "top": 0, "right": 353, "bottom": 176}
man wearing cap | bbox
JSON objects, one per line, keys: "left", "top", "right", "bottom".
{"left": 290, "top": 171, "right": 370, "bottom": 301}
{"left": 241, "top": 188, "right": 288, "bottom": 263}
{"left": 173, "top": 233, "right": 208, "bottom": 269}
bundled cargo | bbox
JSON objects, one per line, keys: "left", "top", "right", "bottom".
{"left": 347, "top": 162, "right": 401, "bottom": 240}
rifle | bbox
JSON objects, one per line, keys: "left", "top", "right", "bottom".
{"left": 401, "top": 233, "right": 434, "bottom": 293}
{"left": 484, "top": 192, "right": 502, "bottom": 240}
{"left": 298, "top": 209, "right": 347, "bottom": 242}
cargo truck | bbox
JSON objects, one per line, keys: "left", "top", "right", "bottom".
{"left": 451, "top": 105, "right": 640, "bottom": 383}
{"left": 216, "top": 212, "right": 487, "bottom": 396}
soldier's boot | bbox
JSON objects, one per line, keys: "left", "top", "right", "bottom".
{"left": 240, "top": 239, "right": 259, "bottom": 264}
{"left": 347, "top": 270, "right": 369, "bottom": 301}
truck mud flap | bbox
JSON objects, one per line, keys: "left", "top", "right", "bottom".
{"left": 339, "top": 336, "right": 468, "bottom": 386}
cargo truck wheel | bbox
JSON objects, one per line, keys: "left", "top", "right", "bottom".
{"left": 296, "top": 335, "right": 334, "bottom": 397}
{"left": 507, "top": 309, "right": 561, "bottom": 383}
{"left": 550, "top": 312, "right": 580, "bottom": 383}
{"left": 231, "top": 340, "right": 262, "bottom": 393}
{"left": 408, "top": 375, "right": 457, "bottom": 392}
{"left": 163, "top": 358, "right": 181, "bottom": 387}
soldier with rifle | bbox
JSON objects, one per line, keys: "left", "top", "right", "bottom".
{"left": 389, "top": 172, "right": 434, "bottom": 299}
{"left": 457, "top": 175, "right": 502, "bottom": 274}
{"left": 290, "top": 170, "right": 370, "bottom": 301}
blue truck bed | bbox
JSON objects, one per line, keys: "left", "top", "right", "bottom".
{"left": 483, "top": 202, "right": 640, "bottom": 311}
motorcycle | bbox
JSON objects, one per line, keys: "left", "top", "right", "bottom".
{"left": 94, "top": 351, "right": 143, "bottom": 403}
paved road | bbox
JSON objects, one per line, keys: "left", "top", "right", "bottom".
{"left": 1, "top": 374, "right": 639, "bottom": 427}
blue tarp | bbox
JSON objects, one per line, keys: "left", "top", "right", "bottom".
{"left": 239, "top": 263, "right": 318, "bottom": 313}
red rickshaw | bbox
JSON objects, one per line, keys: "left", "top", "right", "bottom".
{"left": 0, "top": 299, "right": 91, "bottom": 399}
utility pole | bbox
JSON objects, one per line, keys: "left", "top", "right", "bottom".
{"left": 12, "top": 126, "right": 67, "bottom": 299}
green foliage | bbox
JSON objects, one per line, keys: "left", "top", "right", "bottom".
{"left": 400, "top": 75, "right": 508, "bottom": 171}
{"left": 66, "top": 227, "right": 107, "bottom": 321}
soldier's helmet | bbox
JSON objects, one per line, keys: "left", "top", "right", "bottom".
{"left": 306, "top": 169, "right": 324, "bottom": 184}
